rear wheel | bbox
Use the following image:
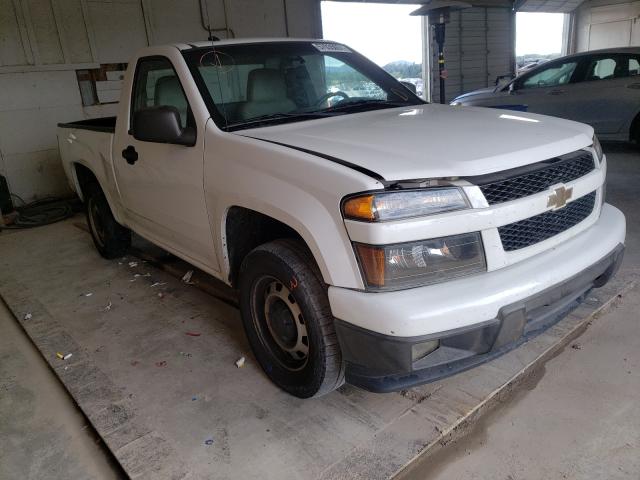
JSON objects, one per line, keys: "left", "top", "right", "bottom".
{"left": 85, "top": 183, "right": 131, "bottom": 259}
{"left": 238, "top": 239, "right": 344, "bottom": 398}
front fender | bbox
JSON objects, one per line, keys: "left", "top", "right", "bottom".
{"left": 205, "top": 127, "right": 382, "bottom": 289}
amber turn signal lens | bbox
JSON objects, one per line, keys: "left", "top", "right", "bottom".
{"left": 343, "top": 195, "right": 375, "bottom": 221}
{"left": 354, "top": 244, "right": 385, "bottom": 287}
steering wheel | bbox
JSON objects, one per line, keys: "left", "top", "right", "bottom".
{"left": 314, "top": 91, "right": 349, "bottom": 107}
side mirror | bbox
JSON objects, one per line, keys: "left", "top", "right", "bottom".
{"left": 399, "top": 81, "right": 417, "bottom": 94}
{"left": 132, "top": 106, "right": 196, "bottom": 146}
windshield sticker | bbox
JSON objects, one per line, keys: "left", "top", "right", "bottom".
{"left": 312, "top": 43, "right": 352, "bottom": 53}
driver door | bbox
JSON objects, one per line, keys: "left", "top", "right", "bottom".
{"left": 113, "top": 56, "right": 218, "bottom": 271}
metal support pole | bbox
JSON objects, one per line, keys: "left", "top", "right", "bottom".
{"left": 434, "top": 22, "right": 446, "bottom": 104}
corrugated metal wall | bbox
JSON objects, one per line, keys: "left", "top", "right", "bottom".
{"left": 0, "top": 0, "right": 321, "bottom": 202}
{"left": 428, "top": 6, "right": 515, "bottom": 103}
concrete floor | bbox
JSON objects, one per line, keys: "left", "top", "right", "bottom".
{"left": 0, "top": 299, "right": 124, "bottom": 479}
{"left": 0, "top": 144, "right": 638, "bottom": 479}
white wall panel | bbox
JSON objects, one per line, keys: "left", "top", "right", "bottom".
{"left": 573, "top": 0, "right": 640, "bottom": 51}
{"left": 86, "top": 0, "right": 149, "bottom": 63}
{"left": 0, "top": 0, "right": 30, "bottom": 66}
{"left": 0, "top": 70, "right": 81, "bottom": 111}
{"left": 24, "top": 0, "right": 65, "bottom": 64}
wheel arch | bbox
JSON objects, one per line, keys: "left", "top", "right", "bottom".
{"left": 224, "top": 206, "right": 324, "bottom": 287}
{"left": 72, "top": 162, "right": 127, "bottom": 225}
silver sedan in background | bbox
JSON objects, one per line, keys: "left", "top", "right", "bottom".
{"left": 452, "top": 48, "right": 640, "bottom": 143}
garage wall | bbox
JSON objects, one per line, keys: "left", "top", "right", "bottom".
{"left": 427, "top": 6, "right": 515, "bottom": 103}
{"left": 0, "top": 0, "right": 321, "bottom": 203}
{"left": 573, "top": 0, "right": 640, "bottom": 51}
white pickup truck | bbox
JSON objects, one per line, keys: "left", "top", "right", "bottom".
{"left": 58, "top": 39, "right": 626, "bottom": 398}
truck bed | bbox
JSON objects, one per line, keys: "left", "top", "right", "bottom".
{"left": 58, "top": 116, "right": 116, "bottom": 133}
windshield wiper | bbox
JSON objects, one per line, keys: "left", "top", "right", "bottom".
{"left": 317, "top": 99, "right": 410, "bottom": 114}
{"left": 225, "top": 112, "right": 338, "bottom": 131}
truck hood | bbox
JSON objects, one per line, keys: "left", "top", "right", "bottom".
{"left": 239, "top": 104, "right": 593, "bottom": 181}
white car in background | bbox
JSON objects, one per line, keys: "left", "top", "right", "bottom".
{"left": 452, "top": 48, "right": 640, "bottom": 143}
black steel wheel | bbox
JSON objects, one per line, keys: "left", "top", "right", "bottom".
{"left": 85, "top": 182, "right": 131, "bottom": 259}
{"left": 239, "top": 239, "right": 344, "bottom": 398}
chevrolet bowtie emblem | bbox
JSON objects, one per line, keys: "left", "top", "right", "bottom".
{"left": 547, "top": 185, "right": 573, "bottom": 210}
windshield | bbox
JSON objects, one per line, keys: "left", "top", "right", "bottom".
{"left": 183, "top": 41, "right": 425, "bottom": 131}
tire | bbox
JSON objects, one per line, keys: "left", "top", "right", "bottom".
{"left": 85, "top": 182, "right": 131, "bottom": 259}
{"left": 238, "top": 239, "right": 345, "bottom": 398}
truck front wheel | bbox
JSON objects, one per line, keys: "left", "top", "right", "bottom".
{"left": 85, "top": 183, "right": 131, "bottom": 259}
{"left": 239, "top": 239, "right": 345, "bottom": 398}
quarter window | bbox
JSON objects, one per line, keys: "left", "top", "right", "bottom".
{"left": 132, "top": 57, "right": 191, "bottom": 129}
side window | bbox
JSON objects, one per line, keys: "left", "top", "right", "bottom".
{"left": 585, "top": 57, "right": 617, "bottom": 81}
{"left": 132, "top": 57, "right": 190, "bottom": 129}
{"left": 519, "top": 61, "right": 578, "bottom": 89}
{"left": 627, "top": 56, "right": 640, "bottom": 77}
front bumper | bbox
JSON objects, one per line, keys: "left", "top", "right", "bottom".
{"left": 330, "top": 204, "right": 626, "bottom": 393}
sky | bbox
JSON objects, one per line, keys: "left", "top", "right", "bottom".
{"left": 321, "top": 2, "right": 423, "bottom": 65}
{"left": 320, "top": 2, "right": 564, "bottom": 64}
{"left": 515, "top": 12, "right": 565, "bottom": 56}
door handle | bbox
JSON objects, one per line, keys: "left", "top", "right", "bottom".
{"left": 122, "top": 145, "right": 138, "bottom": 165}
{"left": 547, "top": 89, "right": 565, "bottom": 95}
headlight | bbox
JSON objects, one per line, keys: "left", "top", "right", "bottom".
{"left": 592, "top": 134, "right": 603, "bottom": 161}
{"left": 342, "top": 188, "right": 469, "bottom": 222}
{"left": 354, "top": 232, "right": 486, "bottom": 291}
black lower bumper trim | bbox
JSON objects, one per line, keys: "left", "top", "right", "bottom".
{"left": 335, "top": 244, "right": 624, "bottom": 393}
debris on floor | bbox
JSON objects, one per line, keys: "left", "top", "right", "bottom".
{"left": 84, "top": 292, "right": 93, "bottom": 297}
{"left": 179, "top": 351, "right": 192, "bottom": 358}
{"left": 571, "top": 343, "right": 582, "bottom": 350}
{"left": 235, "top": 356, "right": 246, "bottom": 368}
{"left": 155, "top": 361, "right": 167, "bottom": 367}
{"left": 204, "top": 438, "right": 214, "bottom": 446}
{"left": 23, "top": 312, "right": 32, "bottom": 320}
{"left": 185, "top": 332, "right": 201, "bottom": 337}
{"left": 56, "top": 352, "right": 73, "bottom": 360}
{"left": 128, "top": 262, "right": 138, "bottom": 268}
{"left": 151, "top": 282, "right": 166, "bottom": 288}
{"left": 157, "top": 292, "right": 165, "bottom": 299}
{"left": 182, "top": 270, "right": 194, "bottom": 284}
{"left": 104, "top": 302, "right": 112, "bottom": 312}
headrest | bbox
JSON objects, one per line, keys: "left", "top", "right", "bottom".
{"left": 247, "top": 69, "right": 288, "bottom": 102}
{"left": 154, "top": 76, "right": 187, "bottom": 110}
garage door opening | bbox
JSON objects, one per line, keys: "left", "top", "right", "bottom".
{"left": 321, "top": 1, "right": 424, "bottom": 97}
{"left": 516, "top": 12, "right": 565, "bottom": 74}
